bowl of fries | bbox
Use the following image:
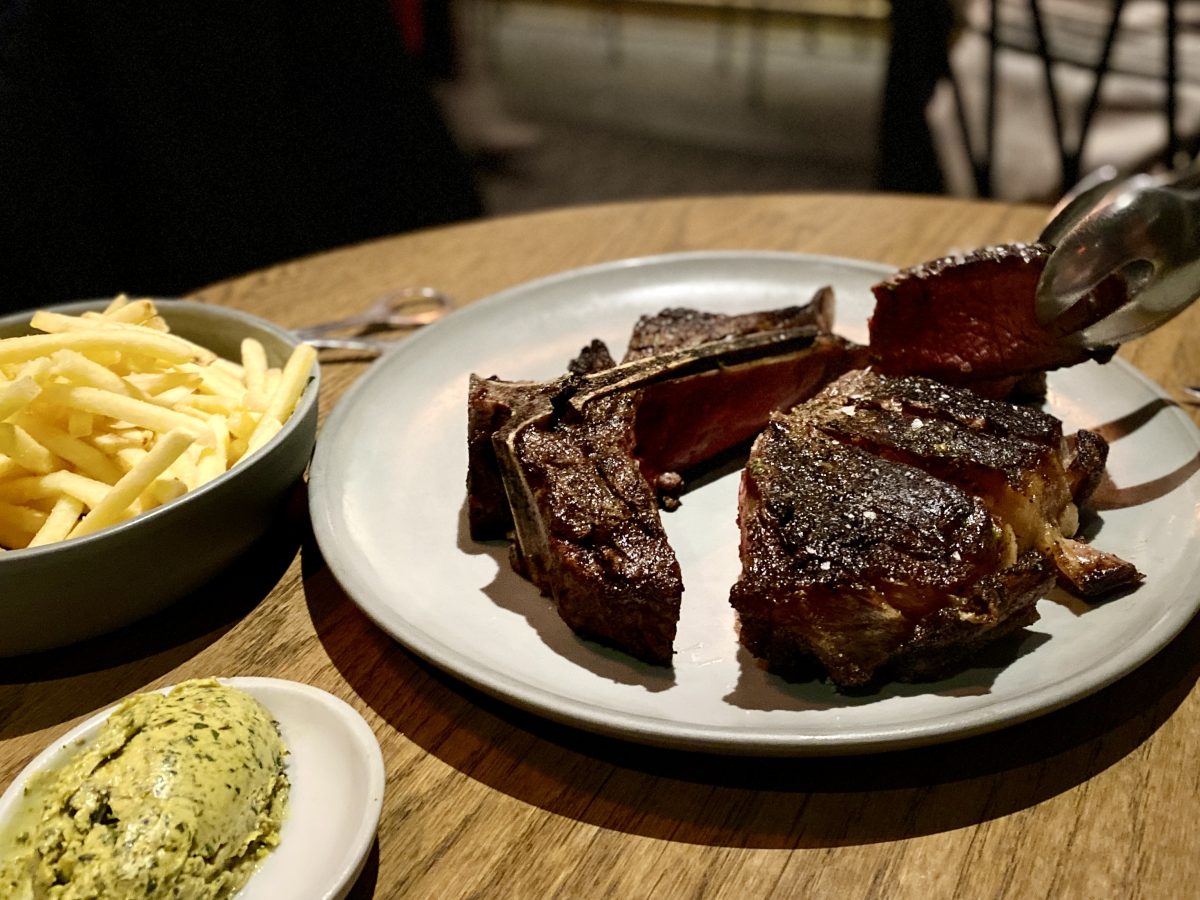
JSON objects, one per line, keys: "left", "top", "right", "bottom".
{"left": 0, "top": 296, "right": 319, "bottom": 656}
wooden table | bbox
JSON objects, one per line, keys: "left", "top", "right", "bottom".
{"left": 2, "top": 194, "right": 1198, "bottom": 899}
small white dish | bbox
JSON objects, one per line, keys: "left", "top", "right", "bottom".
{"left": 0, "top": 677, "right": 384, "bottom": 900}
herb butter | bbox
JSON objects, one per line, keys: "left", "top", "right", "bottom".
{"left": 0, "top": 679, "right": 289, "bottom": 899}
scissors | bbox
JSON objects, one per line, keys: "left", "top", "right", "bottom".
{"left": 1036, "top": 158, "right": 1200, "bottom": 349}
{"left": 292, "top": 286, "right": 451, "bottom": 356}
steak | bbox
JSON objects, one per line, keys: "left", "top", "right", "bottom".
{"left": 467, "top": 294, "right": 864, "bottom": 664}
{"left": 621, "top": 289, "right": 835, "bottom": 361}
{"left": 730, "top": 369, "right": 1141, "bottom": 687}
{"left": 469, "top": 289, "right": 848, "bottom": 541}
{"left": 868, "top": 244, "right": 1129, "bottom": 397}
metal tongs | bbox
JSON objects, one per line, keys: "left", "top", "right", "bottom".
{"left": 1036, "top": 158, "right": 1200, "bottom": 348}
{"left": 291, "top": 287, "right": 450, "bottom": 356}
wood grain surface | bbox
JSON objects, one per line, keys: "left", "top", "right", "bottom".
{"left": 1, "top": 194, "right": 1197, "bottom": 900}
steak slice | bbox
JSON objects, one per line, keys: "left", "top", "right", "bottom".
{"left": 469, "top": 321, "right": 864, "bottom": 665}
{"left": 731, "top": 369, "right": 1140, "bottom": 687}
{"left": 505, "top": 388, "right": 683, "bottom": 663}
{"left": 471, "top": 287, "right": 852, "bottom": 541}
{"left": 868, "top": 244, "right": 1129, "bottom": 396}
{"left": 622, "top": 288, "right": 835, "bottom": 361}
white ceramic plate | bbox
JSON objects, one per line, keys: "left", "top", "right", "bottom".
{"left": 309, "top": 251, "right": 1200, "bottom": 755}
{"left": 0, "top": 678, "right": 384, "bottom": 899}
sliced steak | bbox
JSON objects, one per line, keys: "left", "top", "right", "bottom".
{"left": 868, "top": 244, "right": 1129, "bottom": 396}
{"left": 509, "top": 387, "right": 683, "bottom": 663}
{"left": 473, "top": 286, "right": 851, "bottom": 542}
{"left": 467, "top": 376, "right": 559, "bottom": 541}
{"left": 730, "top": 369, "right": 1140, "bottom": 687}
{"left": 469, "top": 319, "right": 864, "bottom": 665}
{"left": 622, "top": 288, "right": 835, "bottom": 360}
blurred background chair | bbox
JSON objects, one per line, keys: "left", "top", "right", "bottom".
{"left": 928, "top": 0, "right": 1200, "bottom": 201}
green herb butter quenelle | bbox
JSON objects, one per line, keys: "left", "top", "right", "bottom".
{"left": 0, "top": 679, "right": 289, "bottom": 899}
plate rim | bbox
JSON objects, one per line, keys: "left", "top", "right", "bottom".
{"left": 309, "top": 250, "right": 1200, "bottom": 755}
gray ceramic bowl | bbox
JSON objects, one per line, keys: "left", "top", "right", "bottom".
{"left": 0, "top": 299, "right": 319, "bottom": 656}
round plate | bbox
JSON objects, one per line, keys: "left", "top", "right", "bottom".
{"left": 308, "top": 251, "right": 1200, "bottom": 755}
{"left": 0, "top": 678, "right": 384, "bottom": 900}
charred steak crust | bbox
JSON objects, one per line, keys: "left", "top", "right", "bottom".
{"left": 731, "top": 414, "right": 1052, "bottom": 687}
{"left": 568, "top": 339, "right": 617, "bottom": 375}
{"left": 1064, "top": 428, "right": 1108, "bottom": 503}
{"left": 513, "top": 390, "right": 683, "bottom": 663}
{"left": 868, "top": 243, "right": 1128, "bottom": 393}
{"left": 467, "top": 376, "right": 558, "bottom": 541}
{"left": 730, "top": 369, "right": 1139, "bottom": 687}
{"left": 623, "top": 291, "right": 835, "bottom": 361}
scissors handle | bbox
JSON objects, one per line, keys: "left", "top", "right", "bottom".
{"left": 292, "top": 287, "right": 451, "bottom": 341}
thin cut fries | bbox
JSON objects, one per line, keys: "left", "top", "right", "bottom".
{"left": 0, "top": 296, "right": 315, "bottom": 550}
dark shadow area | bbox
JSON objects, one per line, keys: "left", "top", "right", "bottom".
{"left": 0, "top": 483, "right": 308, "bottom": 738}
{"left": 724, "top": 628, "right": 1051, "bottom": 712}
{"left": 306, "top": 523, "right": 1200, "bottom": 848}
{"left": 1091, "top": 449, "right": 1200, "bottom": 511}
{"left": 344, "top": 839, "right": 380, "bottom": 899}
{"left": 1088, "top": 397, "right": 1175, "bottom": 444}
{"left": 0, "top": 1, "right": 482, "bottom": 314}
{"left": 1078, "top": 397, "right": 1200, "bottom": 511}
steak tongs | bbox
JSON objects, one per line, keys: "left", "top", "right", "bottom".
{"left": 1035, "top": 158, "right": 1200, "bottom": 349}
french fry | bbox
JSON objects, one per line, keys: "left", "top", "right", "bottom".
{"left": 27, "top": 495, "right": 85, "bottom": 547}
{"left": 38, "top": 471, "right": 113, "bottom": 509}
{"left": 181, "top": 394, "right": 240, "bottom": 417}
{"left": 0, "top": 423, "right": 59, "bottom": 475}
{"left": 89, "top": 430, "right": 152, "bottom": 454}
{"left": 0, "top": 329, "right": 214, "bottom": 367}
{"left": 226, "top": 410, "right": 258, "bottom": 443}
{"left": 241, "top": 338, "right": 268, "bottom": 393}
{"left": 0, "top": 475, "right": 44, "bottom": 504}
{"left": 147, "top": 476, "right": 187, "bottom": 506}
{"left": 15, "top": 413, "right": 124, "bottom": 484}
{"left": 0, "top": 376, "right": 41, "bottom": 421}
{"left": 228, "top": 436, "right": 249, "bottom": 464}
{"left": 123, "top": 370, "right": 200, "bottom": 395}
{"left": 193, "top": 363, "right": 245, "bottom": 400}
{"left": 261, "top": 366, "right": 282, "bottom": 399}
{"left": 150, "top": 385, "right": 198, "bottom": 408}
{"left": 47, "top": 348, "right": 135, "bottom": 397}
{"left": 248, "top": 344, "right": 316, "bottom": 450}
{"left": 101, "top": 298, "right": 158, "bottom": 325}
{"left": 67, "top": 410, "right": 94, "bottom": 437}
{"left": 114, "top": 446, "right": 147, "bottom": 473}
{"left": 195, "top": 414, "right": 229, "bottom": 486}
{"left": 166, "top": 442, "right": 199, "bottom": 491}
{"left": 0, "top": 502, "right": 44, "bottom": 549}
{"left": 210, "top": 357, "right": 246, "bottom": 379}
{"left": 37, "top": 383, "right": 213, "bottom": 446}
{"left": 0, "top": 454, "right": 22, "bottom": 480}
{"left": 69, "top": 428, "right": 195, "bottom": 539}
{"left": 247, "top": 416, "right": 282, "bottom": 454}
